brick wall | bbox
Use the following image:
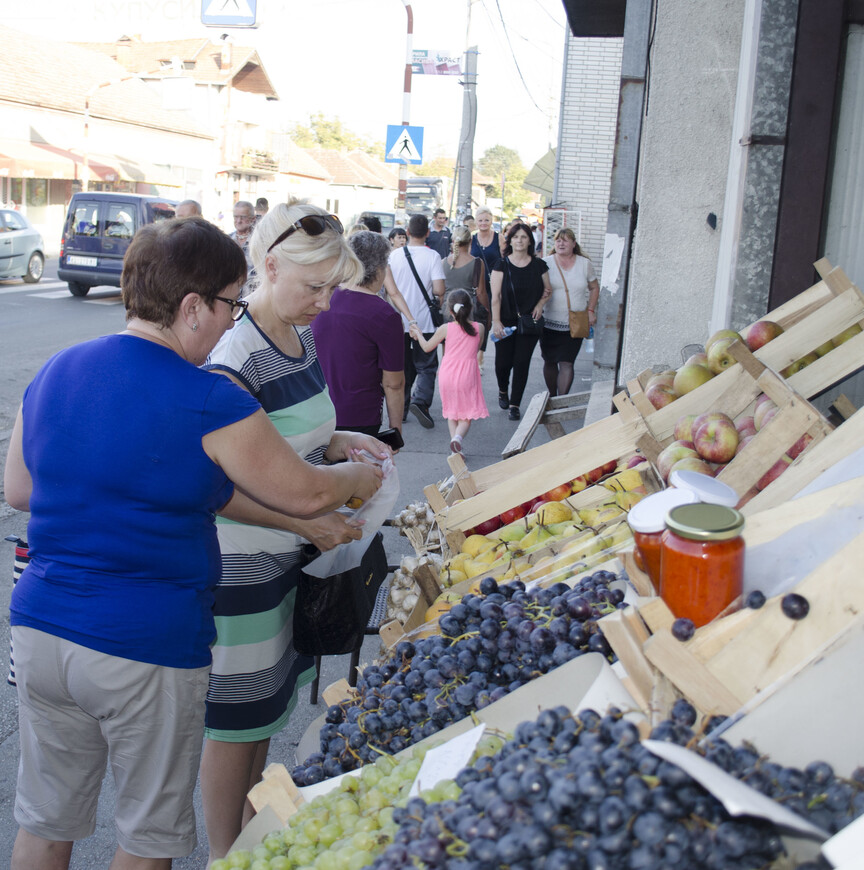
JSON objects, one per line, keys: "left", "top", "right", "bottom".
{"left": 554, "top": 35, "right": 623, "bottom": 263}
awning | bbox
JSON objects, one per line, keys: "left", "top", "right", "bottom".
{"left": 0, "top": 138, "right": 181, "bottom": 187}
{"left": 524, "top": 148, "right": 556, "bottom": 199}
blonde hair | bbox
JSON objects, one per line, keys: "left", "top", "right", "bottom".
{"left": 451, "top": 226, "right": 472, "bottom": 248}
{"left": 249, "top": 199, "right": 363, "bottom": 291}
{"left": 475, "top": 206, "right": 493, "bottom": 220}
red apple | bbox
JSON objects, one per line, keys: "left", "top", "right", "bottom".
{"left": 754, "top": 401, "right": 778, "bottom": 431}
{"left": 692, "top": 412, "right": 730, "bottom": 443}
{"left": 705, "top": 329, "right": 743, "bottom": 356}
{"left": 583, "top": 466, "right": 605, "bottom": 485}
{"left": 735, "top": 416, "right": 757, "bottom": 438}
{"left": 684, "top": 352, "right": 710, "bottom": 368}
{"left": 540, "top": 482, "right": 573, "bottom": 502}
{"left": 786, "top": 432, "right": 813, "bottom": 460}
{"left": 693, "top": 413, "right": 739, "bottom": 463}
{"left": 706, "top": 337, "right": 740, "bottom": 374}
{"left": 601, "top": 459, "right": 617, "bottom": 476}
{"left": 499, "top": 504, "right": 528, "bottom": 525}
{"left": 673, "top": 364, "right": 714, "bottom": 395}
{"left": 832, "top": 324, "right": 863, "bottom": 347}
{"left": 743, "top": 320, "right": 784, "bottom": 351}
{"left": 645, "top": 383, "right": 679, "bottom": 410}
{"left": 669, "top": 457, "right": 715, "bottom": 477}
{"left": 657, "top": 440, "right": 699, "bottom": 481}
{"left": 472, "top": 516, "right": 502, "bottom": 535}
{"left": 755, "top": 454, "right": 793, "bottom": 491}
{"left": 673, "top": 414, "right": 698, "bottom": 443}
{"left": 646, "top": 370, "right": 676, "bottom": 390}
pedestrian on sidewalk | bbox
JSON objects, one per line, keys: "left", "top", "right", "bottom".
{"left": 490, "top": 223, "right": 552, "bottom": 420}
{"left": 388, "top": 214, "right": 446, "bottom": 429}
{"left": 409, "top": 289, "right": 488, "bottom": 456}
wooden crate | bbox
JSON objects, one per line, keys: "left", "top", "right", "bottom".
{"left": 616, "top": 341, "right": 835, "bottom": 503}
{"left": 625, "top": 260, "right": 864, "bottom": 426}
{"left": 599, "top": 474, "right": 864, "bottom": 720}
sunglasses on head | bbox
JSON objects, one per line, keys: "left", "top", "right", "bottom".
{"left": 266, "top": 214, "right": 344, "bottom": 253}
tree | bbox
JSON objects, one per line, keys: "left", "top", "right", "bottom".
{"left": 478, "top": 145, "right": 533, "bottom": 217}
{"left": 290, "top": 114, "right": 384, "bottom": 158}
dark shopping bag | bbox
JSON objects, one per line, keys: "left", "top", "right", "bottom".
{"left": 293, "top": 532, "right": 389, "bottom": 656}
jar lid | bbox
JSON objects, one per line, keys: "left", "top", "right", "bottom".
{"left": 665, "top": 503, "right": 745, "bottom": 541}
{"left": 627, "top": 488, "right": 699, "bottom": 534}
{"left": 669, "top": 469, "right": 740, "bottom": 507}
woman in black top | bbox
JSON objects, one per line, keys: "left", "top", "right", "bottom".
{"left": 490, "top": 224, "right": 552, "bottom": 420}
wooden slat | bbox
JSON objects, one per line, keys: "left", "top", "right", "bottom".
{"left": 706, "top": 529, "right": 864, "bottom": 701}
{"left": 814, "top": 260, "right": 857, "bottom": 297}
{"left": 598, "top": 609, "right": 654, "bottom": 711}
{"left": 501, "top": 391, "right": 550, "bottom": 458}
{"left": 643, "top": 631, "right": 747, "bottom": 715}
{"left": 638, "top": 597, "right": 676, "bottom": 634}
{"left": 741, "top": 407, "right": 864, "bottom": 514}
{"left": 787, "top": 330, "right": 864, "bottom": 399}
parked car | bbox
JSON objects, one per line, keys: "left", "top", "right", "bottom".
{"left": 58, "top": 192, "right": 177, "bottom": 296}
{"left": 0, "top": 209, "right": 45, "bottom": 283}
{"left": 357, "top": 210, "right": 398, "bottom": 232}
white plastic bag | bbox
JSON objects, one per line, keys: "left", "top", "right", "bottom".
{"left": 302, "top": 452, "right": 400, "bottom": 578}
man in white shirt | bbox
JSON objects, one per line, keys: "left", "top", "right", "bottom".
{"left": 389, "top": 214, "right": 446, "bottom": 427}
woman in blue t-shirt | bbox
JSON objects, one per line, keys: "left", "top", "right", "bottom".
{"left": 2, "top": 217, "right": 384, "bottom": 870}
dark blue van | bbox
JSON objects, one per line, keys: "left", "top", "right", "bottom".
{"left": 58, "top": 192, "right": 177, "bottom": 296}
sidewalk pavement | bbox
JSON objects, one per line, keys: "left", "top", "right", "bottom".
{"left": 0, "top": 341, "right": 595, "bottom": 868}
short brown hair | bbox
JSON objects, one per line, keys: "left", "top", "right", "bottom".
{"left": 122, "top": 217, "right": 247, "bottom": 327}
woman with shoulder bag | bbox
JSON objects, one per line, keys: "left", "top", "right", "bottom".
{"left": 443, "top": 226, "right": 490, "bottom": 362}
{"left": 490, "top": 224, "right": 552, "bottom": 420}
{"left": 541, "top": 227, "right": 600, "bottom": 396}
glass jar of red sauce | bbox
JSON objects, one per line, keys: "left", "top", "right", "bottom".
{"left": 660, "top": 503, "right": 745, "bottom": 626}
{"left": 627, "top": 489, "right": 698, "bottom": 591}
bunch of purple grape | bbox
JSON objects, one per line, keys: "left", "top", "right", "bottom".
{"left": 368, "top": 705, "right": 815, "bottom": 870}
{"left": 657, "top": 699, "right": 864, "bottom": 837}
{"left": 291, "top": 571, "right": 625, "bottom": 785}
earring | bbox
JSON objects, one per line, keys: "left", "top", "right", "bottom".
{"left": 192, "top": 323, "right": 199, "bottom": 332}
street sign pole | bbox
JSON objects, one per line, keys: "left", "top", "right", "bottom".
{"left": 397, "top": 1, "right": 413, "bottom": 215}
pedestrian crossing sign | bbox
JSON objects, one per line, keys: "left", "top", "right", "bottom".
{"left": 201, "top": 0, "right": 257, "bottom": 27}
{"left": 385, "top": 125, "right": 424, "bottom": 165}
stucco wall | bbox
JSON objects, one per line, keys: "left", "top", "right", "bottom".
{"left": 555, "top": 35, "right": 623, "bottom": 263}
{"left": 619, "top": 0, "right": 746, "bottom": 379}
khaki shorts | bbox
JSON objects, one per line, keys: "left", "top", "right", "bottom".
{"left": 12, "top": 626, "right": 209, "bottom": 858}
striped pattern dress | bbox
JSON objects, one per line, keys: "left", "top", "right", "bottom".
{"left": 203, "top": 315, "right": 333, "bottom": 741}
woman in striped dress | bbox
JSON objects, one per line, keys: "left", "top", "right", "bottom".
{"left": 199, "top": 201, "right": 392, "bottom": 862}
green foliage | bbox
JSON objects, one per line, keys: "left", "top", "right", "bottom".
{"left": 478, "top": 145, "right": 533, "bottom": 217}
{"left": 290, "top": 114, "right": 384, "bottom": 158}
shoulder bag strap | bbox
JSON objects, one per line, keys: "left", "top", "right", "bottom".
{"left": 472, "top": 257, "right": 483, "bottom": 290}
{"left": 403, "top": 247, "right": 437, "bottom": 311}
{"left": 553, "top": 254, "right": 573, "bottom": 314}
{"left": 504, "top": 259, "right": 524, "bottom": 317}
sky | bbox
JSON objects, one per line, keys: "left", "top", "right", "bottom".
{"left": 3, "top": 0, "right": 568, "bottom": 170}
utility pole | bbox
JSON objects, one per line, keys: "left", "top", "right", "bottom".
{"left": 456, "top": 45, "right": 478, "bottom": 221}
{"left": 396, "top": 1, "right": 413, "bottom": 216}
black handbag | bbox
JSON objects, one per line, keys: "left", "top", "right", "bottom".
{"left": 404, "top": 247, "right": 443, "bottom": 327}
{"left": 293, "top": 532, "right": 389, "bottom": 656}
{"left": 506, "top": 260, "right": 544, "bottom": 335}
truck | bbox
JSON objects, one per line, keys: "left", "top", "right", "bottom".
{"left": 405, "top": 176, "right": 449, "bottom": 216}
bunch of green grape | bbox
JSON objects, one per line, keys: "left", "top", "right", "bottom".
{"left": 211, "top": 740, "right": 484, "bottom": 870}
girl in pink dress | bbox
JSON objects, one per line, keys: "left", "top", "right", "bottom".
{"left": 409, "top": 289, "right": 489, "bottom": 455}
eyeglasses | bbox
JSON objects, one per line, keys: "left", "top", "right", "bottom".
{"left": 214, "top": 295, "right": 249, "bottom": 321}
{"left": 266, "top": 214, "right": 344, "bottom": 253}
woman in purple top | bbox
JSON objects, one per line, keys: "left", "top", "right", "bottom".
{"left": 312, "top": 231, "right": 406, "bottom": 436}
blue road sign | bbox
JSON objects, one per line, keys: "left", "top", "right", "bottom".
{"left": 201, "top": 0, "right": 258, "bottom": 27}
{"left": 385, "top": 125, "right": 424, "bottom": 165}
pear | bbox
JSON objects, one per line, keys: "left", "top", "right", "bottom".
{"left": 547, "top": 520, "right": 582, "bottom": 538}
{"left": 615, "top": 490, "right": 646, "bottom": 511}
{"left": 578, "top": 507, "right": 602, "bottom": 526}
{"left": 520, "top": 524, "right": 555, "bottom": 552}
{"left": 475, "top": 547, "right": 501, "bottom": 565}
{"left": 602, "top": 468, "right": 644, "bottom": 492}
{"left": 527, "top": 501, "right": 573, "bottom": 528}
{"left": 462, "top": 559, "right": 490, "bottom": 579}
{"left": 593, "top": 506, "right": 626, "bottom": 526}
{"left": 442, "top": 552, "right": 471, "bottom": 576}
{"left": 495, "top": 520, "right": 530, "bottom": 543}
{"left": 439, "top": 568, "right": 467, "bottom": 588}
{"left": 461, "top": 534, "right": 496, "bottom": 558}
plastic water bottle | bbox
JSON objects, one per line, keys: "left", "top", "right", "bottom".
{"left": 491, "top": 326, "right": 516, "bottom": 342}
{"left": 584, "top": 325, "right": 595, "bottom": 354}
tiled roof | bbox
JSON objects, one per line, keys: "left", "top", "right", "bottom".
{"left": 349, "top": 151, "right": 401, "bottom": 188}
{"left": 75, "top": 36, "right": 278, "bottom": 99}
{"left": 308, "top": 149, "right": 398, "bottom": 189}
{"left": 0, "top": 26, "right": 211, "bottom": 139}
{"left": 282, "top": 141, "right": 331, "bottom": 181}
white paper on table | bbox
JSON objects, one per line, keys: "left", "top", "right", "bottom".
{"left": 822, "top": 810, "right": 864, "bottom": 866}
{"left": 409, "top": 723, "right": 486, "bottom": 798}
{"left": 578, "top": 657, "right": 639, "bottom": 717}
{"left": 644, "top": 741, "right": 829, "bottom": 840}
